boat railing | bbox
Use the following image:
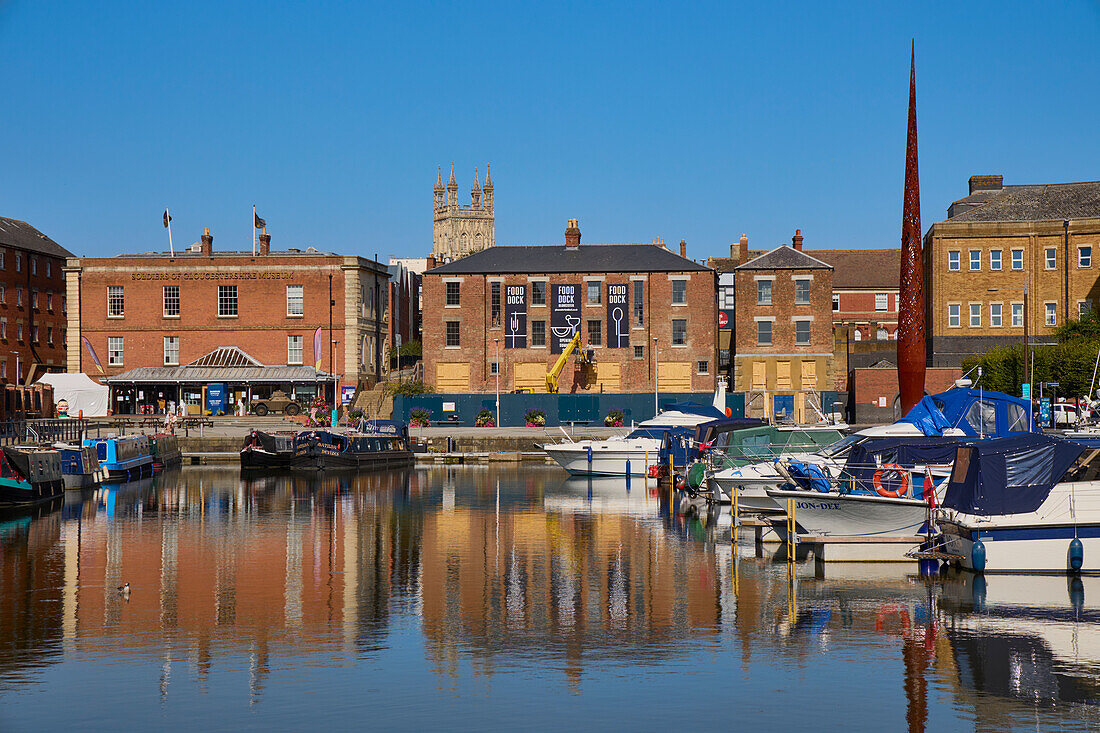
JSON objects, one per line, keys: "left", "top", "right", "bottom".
{"left": 0, "top": 419, "right": 87, "bottom": 446}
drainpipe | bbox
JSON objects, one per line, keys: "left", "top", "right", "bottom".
{"left": 1064, "top": 219, "right": 1071, "bottom": 323}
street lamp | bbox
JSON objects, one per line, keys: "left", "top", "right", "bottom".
{"left": 331, "top": 339, "right": 339, "bottom": 424}
{"left": 989, "top": 269, "right": 1030, "bottom": 429}
{"left": 653, "top": 336, "right": 659, "bottom": 417}
{"left": 493, "top": 337, "right": 500, "bottom": 428}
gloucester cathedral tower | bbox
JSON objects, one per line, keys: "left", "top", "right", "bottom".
{"left": 432, "top": 164, "right": 494, "bottom": 262}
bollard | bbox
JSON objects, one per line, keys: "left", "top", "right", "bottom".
{"left": 587, "top": 445, "right": 593, "bottom": 470}
{"left": 668, "top": 453, "right": 674, "bottom": 507}
{"left": 625, "top": 460, "right": 631, "bottom": 491}
{"left": 644, "top": 450, "right": 649, "bottom": 496}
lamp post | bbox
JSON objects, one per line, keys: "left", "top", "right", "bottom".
{"left": 653, "top": 336, "right": 659, "bottom": 417}
{"left": 989, "top": 269, "right": 1030, "bottom": 428}
{"left": 493, "top": 337, "right": 500, "bottom": 428}
{"left": 332, "top": 339, "right": 339, "bottom": 423}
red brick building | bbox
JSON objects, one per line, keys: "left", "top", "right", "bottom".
{"left": 0, "top": 217, "right": 72, "bottom": 384}
{"left": 65, "top": 228, "right": 389, "bottom": 414}
{"left": 421, "top": 220, "right": 717, "bottom": 394}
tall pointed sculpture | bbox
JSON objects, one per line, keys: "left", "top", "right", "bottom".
{"left": 897, "top": 42, "right": 926, "bottom": 415}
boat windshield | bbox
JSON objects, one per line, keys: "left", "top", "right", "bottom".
{"left": 625, "top": 428, "right": 666, "bottom": 440}
{"left": 819, "top": 434, "right": 863, "bottom": 458}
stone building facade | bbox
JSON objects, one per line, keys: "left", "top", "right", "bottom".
{"left": 422, "top": 220, "right": 717, "bottom": 394}
{"left": 432, "top": 164, "right": 494, "bottom": 262}
{"left": 924, "top": 175, "right": 1100, "bottom": 367}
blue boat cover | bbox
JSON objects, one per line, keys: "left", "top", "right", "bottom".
{"left": 898, "top": 388, "right": 1032, "bottom": 438}
{"left": 941, "top": 433, "right": 1084, "bottom": 516}
{"left": 842, "top": 436, "right": 975, "bottom": 495}
{"left": 898, "top": 396, "right": 953, "bottom": 436}
{"left": 788, "top": 459, "right": 831, "bottom": 492}
{"left": 661, "top": 402, "right": 727, "bottom": 419}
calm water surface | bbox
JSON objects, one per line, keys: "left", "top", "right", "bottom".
{"left": 0, "top": 465, "right": 1098, "bottom": 731}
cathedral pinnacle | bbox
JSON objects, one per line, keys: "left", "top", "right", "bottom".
{"left": 447, "top": 163, "right": 457, "bottom": 188}
{"left": 472, "top": 168, "right": 481, "bottom": 192}
{"left": 483, "top": 164, "right": 493, "bottom": 191}
{"left": 435, "top": 166, "right": 443, "bottom": 193}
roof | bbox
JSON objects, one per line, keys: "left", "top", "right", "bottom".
{"left": 0, "top": 217, "right": 72, "bottom": 259}
{"left": 103, "top": 346, "right": 331, "bottom": 383}
{"left": 810, "top": 249, "right": 899, "bottom": 288}
{"left": 427, "top": 244, "right": 712, "bottom": 274}
{"left": 735, "top": 245, "right": 833, "bottom": 271}
{"left": 947, "top": 181, "right": 1100, "bottom": 222}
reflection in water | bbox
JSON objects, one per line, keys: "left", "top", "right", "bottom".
{"left": 0, "top": 465, "right": 1098, "bottom": 730}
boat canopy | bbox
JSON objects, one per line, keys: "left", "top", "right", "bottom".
{"left": 692, "top": 417, "right": 763, "bottom": 445}
{"left": 358, "top": 419, "right": 410, "bottom": 438}
{"left": 898, "top": 388, "right": 1032, "bottom": 438}
{"left": 942, "top": 433, "right": 1084, "bottom": 516}
{"left": 709, "top": 424, "right": 846, "bottom": 468}
{"left": 842, "top": 435, "right": 975, "bottom": 493}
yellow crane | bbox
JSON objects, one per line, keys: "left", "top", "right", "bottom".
{"left": 545, "top": 329, "right": 593, "bottom": 393}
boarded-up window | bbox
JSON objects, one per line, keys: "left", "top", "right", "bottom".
{"left": 776, "top": 361, "right": 792, "bottom": 390}
{"left": 751, "top": 361, "right": 766, "bottom": 390}
{"left": 657, "top": 362, "right": 691, "bottom": 391}
{"left": 513, "top": 362, "right": 546, "bottom": 392}
{"left": 436, "top": 362, "right": 470, "bottom": 392}
{"left": 800, "top": 360, "right": 817, "bottom": 390}
{"left": 594, "top": 363, "right": 621, "bottom": 391}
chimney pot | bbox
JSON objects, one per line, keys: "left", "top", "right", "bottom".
{"left": 201, "top": 228, "right": 213, "bottom": 256}
{"left": 565, "top": 219, "right": 581, "bottom": 248}
{"left": 679, "top": 239, "right": 687, "bottom": 258}
{"left": 792, "top": 229, "right": 803, "bottom": 251}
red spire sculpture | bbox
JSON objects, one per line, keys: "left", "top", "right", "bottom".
{"left": 897, "top": 41, "right": 926, "bottom": 414}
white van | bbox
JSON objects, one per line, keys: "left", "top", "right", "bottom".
{"left": 1053, "top": 403, "right": 1079, "bottom": 427}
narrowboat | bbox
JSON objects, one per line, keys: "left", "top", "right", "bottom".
{"left": 82, "top": 435, "right": 154, "bottom": 481}
{"left": 151, "top": 433, "right": 182, "bottom": 471}
{"left": 0, "top": 445, "right": 64, "bottom": 506}
{"left": 293, "top": 421, "right": 414, "bottom": 471}
{"left": 240, "top": 430, "right": 298, "bottom": 470}
{"left": 54, "top": 442, "right": 104, "bottom": 489}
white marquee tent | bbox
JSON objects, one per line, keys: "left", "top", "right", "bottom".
{"left": 36, "top": 373, "right": 109, "bottom": 417}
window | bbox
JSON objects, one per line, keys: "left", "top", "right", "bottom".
{"left": 634, "top": 345, "right": 644, "bottom": 359}
{"left": 1080, "top": 246, "right": 1092, "bottom": 268}
{"left": 30, "top": 258, "right": 36, "bottom": 276}
{"left": 164, "top": 336, "right": 179, "bottom": 365}
{"left": 794, "top": 280, "right": 810, "bottom": 304}
{"left": 17, "top": 323, "right": 22, "bottom": 341}
{"left": 490, "top": 282, "right": 501, "bottom": 327}
{"left": 633, "top": 281, "right": 644, "bottom": 326}
{"left": 16, "top": 289, "right": 21, "bottom": 307}
{"left": 445, "top": 281, "right": 460, "bottom": 306}
{"left": 1011, "top": 249, "right": 1024, "bottom": 270}
{"left": 31, "top": 291, "right": 37, "bottom": 309}
{"left": 969, "top": 303, "right": 981, "bottom": 327}
{"left": 672, "top": 319, "right": 687, "bottom": 345}
{"left": 990, "top": 250, "right": 1002, "bottom": 271}
{"left": 108, "top": 337, "right": 123, "bottom": 366}
{"left": 45, "top": 262, "right": 50, "bottom": 278}
{"left": 47, "top": 326, "right": 53, "bottom": 345}
{"left": 446, "top": 321, "right": 460, "bottom": 347}
{"left": 757, "top": 320, "right": 772, "bottom": 346}
{"left": 587, "top": 319, "right": 602, "bottom": 346}
{"left": 832, "top": 293, "right": 840, "bottom": 311}
{"left": 965, "top": 399, "right": 998, "bottom": 436}
{"left": 532, "top": 320, "right": 546, "bottom": 347}
{"left": 0, "top": 252, "right": 4, "bottom": 269}
{"left": 876, "top": 327, "right": 888, "bottom": 341}
{"left": 107, "top": 286, "right": 124, "bottom": 317}
{"left": 46, "top": 293, "right": 52, "bottom": 311}
{"left": 218, "top": 285, "right": 238, "bottom": 317}
{"left": 697, "top": 360, "right": 709, "bottom": 375}
{"left": 795, "top": 320, "right": 811, "bottom": 345}
{"left": 948, "top": 251, "right": 960, "bottom": 271}
{"left": 531, "top": 281, "right": 546, "bottom": 306}
{"left": 0, "top": 286, "right": 5, "bottom": 304}
{"left": 1045, "top": 302, "right": 1056, "bottom": 326}
{"left": 969, "top": 250, "right": 981, "bottom": 271}
{"left": 15, "top": 254, "right": 20, "bottom": 272}
{"left": 948, "top": 303, "right": 960, "bottom": 327}
{"left": 671, "top": 280, "right": 687, "bottom": 304}
{"left": 757, "top": 280, "right": 772, "bottom": 305}
{"left": 853, "top": 329, "right": 862, "bottom": 341}
{"left": 990, "top": 303, "right": 1002, "bottom": 327}
{"left": 31, "top": 325, "right": 38, "bottom": 343}
{"left": 286, "top": 285, "right": 304, "bottom": 316}
{"left": 586, "top": 281, "right": 601, "bottom": 305}
{"left": 1012, "top": 303, "right": 1024, "bottom": 327}
{"left": 1, "top": 322, "right": 6, "bottom": 339}
{"left": 875, "top": 293, "right": 888, "bottom": 311}
{"left": 1045, "top": 248, "right": 1056, "bottom": 269}
{"left": 489, "top": 361, "right": 499, "bottom": 376}
{"left": 287, "top": 335, "right": 303, "bottom": 364}
{"left": 721, "top": 286, "right": 735, "bottom": 308}
{"left": 163, "top": 285, "right": 179, "bottom": 317}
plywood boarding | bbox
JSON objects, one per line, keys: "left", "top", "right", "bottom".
{"left": 751, "top": 361, "right": 766, "bottom": 391}
{"left": 594, "top": 362, "right": 621, "bottom": 391}
{"left": 800, "top": 360, "right": 817, "bottom": 390}
{"left": 776, "top": 361, "right": 792, "bottom": 390}
{"left": 436, "top": 362, "right": 470, "bottom": 392}
{"left": 657, "top": 362, "right": 691, "bottom": 391}
{"left": 513, "top": 362, "right": 546, "bottom": 392}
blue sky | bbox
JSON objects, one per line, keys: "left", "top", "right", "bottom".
{"left": 1, "top": 1, "right": 1098, "bottom": 261}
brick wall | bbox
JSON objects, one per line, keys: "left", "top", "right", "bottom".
{"left": 0, "top": 248, "right": 68, "bottom": 383}
{"left": 851, "top": 366, "right": 961, "bottom": 423}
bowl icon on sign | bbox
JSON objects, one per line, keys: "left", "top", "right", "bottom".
{"left": 550, "top": 316, "right": 581, "bottom": 339}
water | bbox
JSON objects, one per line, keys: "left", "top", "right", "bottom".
{"left": 0, "top": 465, "right": 1098, "bottom": 732}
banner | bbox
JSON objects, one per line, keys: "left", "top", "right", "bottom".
{"left": 606, "top": 283, "right": 629, "bottom": 348}
{"left": 313, "top": 327, "right": 324, "bottom": 370}
{"left": 82, "top": 336, "right": 104, "bottom": 374}
{"left": 504, "top": 284, "right": 527, "bottom": 348}
{"left": 550, "top": 283, "right": 581, "bottom": 354}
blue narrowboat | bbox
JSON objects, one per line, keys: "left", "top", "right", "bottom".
{"left": 0, "top": 446, "right": 64, "bottom": 506}
{"left": 82, "top": 435, "right": 154, "bottom": 481}
{"left": 54, "top": 442, "right": 104, "bottom": 489}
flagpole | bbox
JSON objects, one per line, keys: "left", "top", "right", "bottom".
{"left": 166, "top": 208, "right": 174, "bottom": 255}
{"left": 252, "top": 204, "right": 257, "bottom": 256}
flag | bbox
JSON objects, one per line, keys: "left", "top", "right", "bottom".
{"left": 924, "top": 472, "right": 936, "bottom": 508}
{"left": 254, "top": 212, "right": 266, "bottom": 229}
{"left": 313, "top": 327, "right": 323, "bottom": 370}
{"left": 82, "top": 336, "right": 104, "bottom": 374}
{"left": 163, "top": 209, "right": 171, "bottom": 228}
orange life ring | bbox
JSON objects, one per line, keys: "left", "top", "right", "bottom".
{"left": 875, "top": 604, "right": 912, "bottom": 635}
{"left": 873, "top": 463, "right": 909, "bottom": 498}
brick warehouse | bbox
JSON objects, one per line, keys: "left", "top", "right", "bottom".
{"left": 421, "top": 220, "right": 717, "bottom": 394}
{"left": 0, "top": 217, "right": 72, "bottom": 384}
{"left": 65, "top": 228, "right": 390, "bottom": 413}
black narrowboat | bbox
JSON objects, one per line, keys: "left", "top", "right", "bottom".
{"left": 240, "top": 430, "right": 299, "bottom": 470}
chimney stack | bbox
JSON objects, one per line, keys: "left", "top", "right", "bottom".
{"left": 731, "top": 234, "right": 747, "bottom": 261}
{"left": 792, "top": 229, "right": 803, "bottom": 251}
{"left": 258, "top": 227, "right": 271, "bottom": 256}
{"left": 426, "top": 255, "right": 436, "bottom": 270}
{"left": 679, "top": 239, "right": 687, "bottom": 258}
{"left": 201, "top": 227, "right": 213, "bottom": 256}
{"left": 968, "top": 175, "right": 1004, "bottom": 195}
{"left": 565, "top": 219, "right": 581, "bottom": 248}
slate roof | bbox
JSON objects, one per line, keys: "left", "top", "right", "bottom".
{"left": 104, "top": 345, "right": 330, "bottom": 383}
{"left": 811, "top": 249, "right": 899, "bottom": 289}
{"left": 0, "top": 217, "right": 72, "bottom": 258}
{"left": 734, "top": 245, "right": 833, "bottom": 271}
{"left": 427, "top": 244, "right": 711, "bottom": 274}
{"left": 947, "top": 181, "right": 1100, "bottom": 222}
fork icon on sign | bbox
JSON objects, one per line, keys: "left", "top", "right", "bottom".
{"left": 507, "top": 311, "right": 521, "bottom": 347}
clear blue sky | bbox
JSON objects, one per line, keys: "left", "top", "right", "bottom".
{"left": 2, "top": 1, "right": 1098, "bottom": 261}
